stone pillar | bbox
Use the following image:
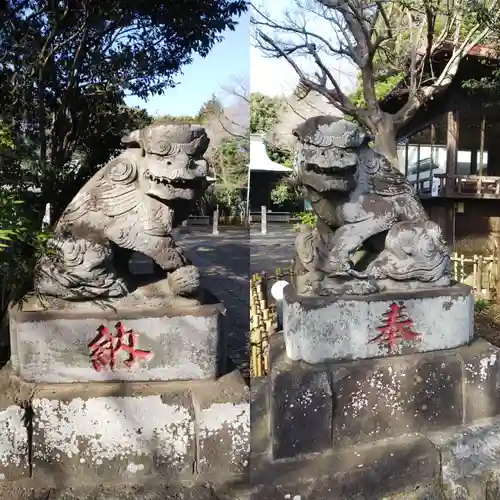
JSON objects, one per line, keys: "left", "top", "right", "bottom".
{"left": 261, "top": 205, "right": 267, "bottom": 235}
{"left": 212, "top": 209, "right": 219, "bottom": 235}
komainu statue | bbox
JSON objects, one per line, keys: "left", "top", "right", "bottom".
{"left": 291, "top": 116, "right": 451, "bottom": 296}
{"left": 35, "top": 123, "right": 210, "bottom": 300}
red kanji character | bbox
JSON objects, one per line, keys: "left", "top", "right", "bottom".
{"left": 369, "top": 303, "right": 421, "bottom": 353}
{"left": 88, "top": 322, "right": 153, "bottom": 371}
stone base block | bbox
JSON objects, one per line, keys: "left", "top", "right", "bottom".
{"left": 32, "top": 387, "right": 196, "bottom": 484}
{"left": 193, "top": 371, "right": 250, "bottom": 477}
{"left": 268, "top": 334, "right": 500, "bottom": 460}
{"left": 9, "top": 287, "right": 225, "bottom": 383}
{"left": 0, "top": 367, "right": 29, "bottom": 481}
{"left": 283, "top": 283, "right": 474, "bottom": 364}
{"left": 251, "top": 434, "right": 440, "bottom": 500}
{"left": 0, "top": 406, "right": 29, "bottom": 482}
{"left": 30, "top": 370, "right": 249, "bottom": 487}
{"left": 429, "top": 416, "right": 500, "bottom": 499}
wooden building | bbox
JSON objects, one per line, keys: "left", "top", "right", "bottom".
{"left": 381, "top": 43, "right": 500, "bottom": 252}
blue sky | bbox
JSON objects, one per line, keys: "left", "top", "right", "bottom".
{"left": 125, "top": 10, "right": 250, "bottom": 117}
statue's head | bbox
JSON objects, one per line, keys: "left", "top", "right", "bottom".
{"left": 292, "top": 116, "right": 374, "bottom": 193}
{"left": 121, "top": 123, "right": 210, "bottom": 201}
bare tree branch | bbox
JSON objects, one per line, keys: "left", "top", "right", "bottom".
{"left": 252, "top": 4, "right": 360, "bottom": 119}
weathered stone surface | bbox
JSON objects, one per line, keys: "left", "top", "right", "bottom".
{"left": 429, "top": 416, "right": 500, "bottom": 500}
{"left": 10, "top": 297, "right": 225, "bottom": 382}
{"left": 0, "top": 366, "right": 29, "bottom": 481}
{"left": 330, "top": 350, "right": 463, "bottom": 448}
{"left": 269, "top": 334, "right": 466, "bottom": 456}
{"left": 0, "top": 405, "right": 29, "bottom": 481}
{"left": 192, "top": 370, "right": 250, "bottom": 477}
{"left": 251, "top": 435, "right": 440, "bottom": 500}
{"left": 291, "top": 117, "right": 452, "bottom": 298}
{"left": 0, "top": 482, "right": 251, "bottom": 500}
{"left": 459, "top": 338, "right": 500, "bottom": 423}
{"left": 283, "top": 283, "right": 473, "bottom": 364}
{"left": 35, "top": 123, "right": 211, "bottom": 302}
{"left": 269, "top": 335, "right": 333, "bottom": 460}
{"left": 31, "top": 385, "right": 196, "bottom": 484}
{"left": 250, "top": 377, "right": 269, "bottom": 457}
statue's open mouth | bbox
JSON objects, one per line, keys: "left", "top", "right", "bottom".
{"left": 145, "top": 170, "right": 205, "bottom": 201}
{"left": 145, "top": 171, "right": 202, "bottom": 189}
{"left": 306, "top": 162, "right": 357, "bottom": 175}
{"left": 300, "top": 163, "right": 356, "bottom": 193}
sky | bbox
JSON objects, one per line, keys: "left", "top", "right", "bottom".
{"left": 124, "top": 1, "right": 359, "bottom": 116}
{"left": 250, "top": 0, "right": 358, "bottom": 97}
{"left": 125, "top": 10, "right": 250, "bottom": 117}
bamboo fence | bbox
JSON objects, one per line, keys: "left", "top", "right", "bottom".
{"left": 451, "top": 252, "right": 498, "bottom": 299}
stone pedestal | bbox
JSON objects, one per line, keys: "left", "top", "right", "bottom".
{"left": 250, "top": 333, "right": 500, "bottom": 499}
{"left": 3, "top": 280, "right": 249, "bottom": 493}
{"left": 283, "top": 283, "right": 474, "bottom": 364}
{"left": 9, "top": 281, "right": 226, "bottom": 383}
{"left": 0, "top": 365, "right": 249, "bottom": 491}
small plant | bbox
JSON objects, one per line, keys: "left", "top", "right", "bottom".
{"left": 293, "top": 211, "right": 317, "bottom": 232}
{"left": 0, "top": 192, "right": 52, "bottom": 320}
{"left": 475, "top": 298, "right": 491, "bottom": 313}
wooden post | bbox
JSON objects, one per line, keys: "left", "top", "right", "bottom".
{"left": 261, "top": 205, "right": 267, "bottom": 235}
{"left": 446, "top": 107, "right": 459, "bottom": 196}
{"left": 416, "top": 143, "right": 421, "bottom": 193}
{"left": 404, "top": 140, "right": 409, "bottom": 178}
{"left": 479, "top": 112, "right": 486, "bottom": 177}
{"left": 212, "top": 209, "right": 219, "bottom": 235}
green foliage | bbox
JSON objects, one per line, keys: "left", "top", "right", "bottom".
{"left": 0, "top": 123, "right": 14, "bottom": 152}
{"left": 349, "top": 73, "right": 405, "bottom": 110}
{"left": 217, "top": 137, "right": 249, "bottom": 183}
{"left": 0, "top": 192, "right": 51, "bottom": 319}
{"left": 211, "top": 185, "right": 245, "bottom": 217}
{"left": 209, "top": 136, "right": 249, "bottom": 215}
{"left": 475, "top": 298, "right": 491, "bottom": 313}
{"left": 250, "top": 93, "right": 283, "bottom": 133}
{"left": 270, "top": 180, "right": 297, "bottom": 206}
{"left": 154, "top": 114, "right": 200, "bottom": 124}
{"left": 0, "top": 0, "right": 247, "bottom": 219}
{"left": 293, "top": 211, "right": 317, "bottom": 232}
{"left": 267, "top": 143, "right": 294, "bottom": 168}
{"left": 197, "top": 95, "right": 224, "bottom": 122}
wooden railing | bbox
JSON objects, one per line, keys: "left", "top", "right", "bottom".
{"left": 451, "top": 253, "right": 498, "bottom": 299}
{"left": 411, "top": 174, "right": 500, "bottom": 198}
{"left": 249, "top": 211, "right": 292, "bottom": 223}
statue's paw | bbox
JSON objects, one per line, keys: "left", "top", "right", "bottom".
{"left": 167, "top": 265, "right": 200, "bottom": 296}
{"left": 347, "top": 268, "right": 371, "bottom": 279}
{"left": 107, "top": 278, "right": 129, "bottom": 297}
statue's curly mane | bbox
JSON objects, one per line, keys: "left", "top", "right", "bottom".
{"left": 360, "top": 148, "right": 414, "bottom": 197}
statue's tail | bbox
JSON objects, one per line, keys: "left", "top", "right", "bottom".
{"left": 35, "top": 236, "right": 128, "bottom": 300}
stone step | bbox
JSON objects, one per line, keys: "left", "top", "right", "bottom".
{"left": 0, "top": 481, "right": 250, "bottom": 500}
{"left": 251, "top": 431, "right": 441, "bottom": 500}
{"left": 0, "top": 366, "right": 249, "bottom": 489}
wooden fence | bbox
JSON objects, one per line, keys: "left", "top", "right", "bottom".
{"left": 249, "top": 255, "right": 499, "bottom": 377}
{"left": 451, "top": 253, "right": 499, "bottom": 299}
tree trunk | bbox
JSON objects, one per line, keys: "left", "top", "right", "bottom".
{"left": 372, "top": 113, "right": 399, "bottom": 169}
